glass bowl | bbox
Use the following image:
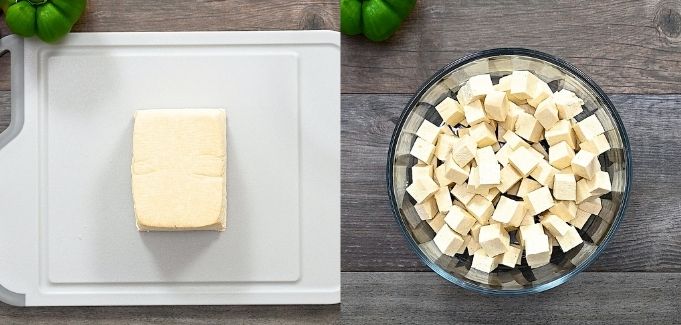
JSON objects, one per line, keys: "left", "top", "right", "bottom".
{"left": 386, "top": 48, "right": 632, "bottom": 295}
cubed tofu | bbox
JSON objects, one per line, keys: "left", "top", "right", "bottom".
{"left": 499, "top": 245, "right": 523, "bottom": 267}
{"left": 555, "top": 226, "right": 583, "bottom": 252}
{"left": 467, "top": 235, "right": 483, "bottom": 255}
{"left": 476, "top": 146, "right": 496, "bottom": 164}
{"left": 519, "top": 210, "right": 536, "bottom": 226}
{"left": 518, "top": 223, "right": 544, "bottom": 244}
{"left": 549, "top": 200, "right": 577, "bottom": 222}
{"left": 406, "top": 176, "right": 439, "bottom": 203}
{"left": 576, "top": 178, "right": 599, "bottom": 204}
{"left": 553, "top": 173, "right": 577, "bottom": 201}
{"left": 501, "top": 103, "right": 521, "bottom": 131}
{"left": 573, "top": 115, "right": 605, "bottom": 142}
{"left": 540, "top": 214, "right": 572, "bottom": 237}
{"left": 435, "top": 97, "right": 466, "bottom": 126}
{"left": 578, "top": 198, "right": 602, "bottom": 215}
{"left": 525, "top": 233, "right": 551, "bottom": 268}
{"left": 509, "top": 71, "right": 537, "bottom": 100}
{"left": 524, "top": 186, "right": 554, "bottom": 215}
{"left": 458, "top": 235, "right": 472, "bottom": 254}
{"left": 433, "top": 186, "right": 453, "bottom": 213}
{"left": 479, "top": 223, "right": 510, "bottom": 256}
{"left": 464, "top": 99, "right": 487, "bottom": 126}
{"left": 445, "top": 205, "right": 477, "bottom": 235}
{"left": 444, "top": 155, "right": 470, "bottom": 184}
{"left": 434, "top": 164, "right": 456, "bottom": 187}
{"left": 531, "top": 142, "right": 549, "bottom": 160}
{"left": 451, "top": 183, "right": 475, "bottom": 205}
{"left": 495, "top": 144, "right": 512, "bottom": 167}
{"left": 506, "top": 180, "right": 521, "bottom": 196}
{"left": 580, "top": 134, "right": 611, "bottom": 155}
{"left": 434, "top": 225, "right": 466, "bottom": 256}
{"left": 470, "top": 122, "right": 498, "bottom": 147}
{"left": 471, "top": 250, "right": 500, "bottom": 273}
{"left": 479, "top": 162, "right": 501, "bottom": 186}
{"left": 502, "top": 130, "right": 531, "bottom": 150}
{"left": 497, "top": 164, "right": 522, "bottom": 193}
{"left": 548, "top": 141, "right": 575, "bottom": 169}
{"left": 497, "top": 124, "right": 507, "bottom": 143}
{"left": 514, "top": 111, "right": 544, "bottom": 143}
{"left": 468, "top": 166, "right": 480, "bottom": 189}
{"left": 414, "top": 197, "right": 438, "bottom": 220}
{"left": 484, "top": 187, "right": 501, "bottom": 202}
{"left": 587, "top": 171, "right": 612, "bottom": 196}
{"left": 534, "top": 97, "right": 560, "bottom": 129}
{"left": 457, "top": 74, "right": 495, "bottom": 105}
{"left": 571, "top": 209, "right": 592, "bottom": 230}
{"left": 531, "top": 159, "right": 559, "bottom": 188}
{"left": 440, "top": 125, "right": 455, "bottom": 135}
{"left": 491, "top": 196, "right": 525, "bottom": 227}
{"left": 416, "top": 120, "right": 441, "bottom": 144}
{"left": 452, "top": 136, "right": 477, "bottom": 167}
{"left": 553, "top": 89, "right": 584, "bottom": 119}
{"left": 410, "top": 137, "right": 436, "bottom": 162}
{"left": 434, "top": 134, "right": 457, "bottom": 161}
{"left": 517, "top": 178, "right": 542, "bottom": 197}
{"left": 466, "top": 195, "right": 495, "bottom": 224}
{"left": 508, "top": 147, "right": 540, "bottom": 176}
{"left": 411, "top": 164, "right": 433, "bottom": 180}
{"left": 545, "top": 119, "right": 577, "bottom": 149}
{"left": 527, "top": 80, "right": 553, "bottom": 108}
{"left": 495, "top": 75, "right": 512, "bottom": 92}
{"left": 571, "top": 150, "right": 597, "bottom": 180}
{"left": 484, "top": 90, "right": 509, "bottom": 121}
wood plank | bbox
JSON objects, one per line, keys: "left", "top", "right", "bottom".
{"left": 341, "top": 93, "right": 681, "bottom": 272}
{"left": 0, "top": 0, "right": 339, "bottom": 91}
{"left": 342, "top": 272, "right": 681, "bottom": 324}
{"left": 0, "top": 304, "right": 339, "bottom": 324}
{"left": 342, "top": 0, "right": 681, "bottom": 94}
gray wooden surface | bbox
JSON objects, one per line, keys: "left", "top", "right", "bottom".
{"left": 0, "top": 0, "right": 339, "bottom": 322}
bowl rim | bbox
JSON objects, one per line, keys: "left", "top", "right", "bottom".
{"left": 386, "top": 48, "right": 632, "bottom": 295}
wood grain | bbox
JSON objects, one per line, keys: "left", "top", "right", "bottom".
{"left": 341, "top": 0, "right": 681, "bottom": 94}
{"left": 342, "top": 272, "right": 681, "bottom": 324}
{"left": 341, "top": 93, "right": 681, "bottom": 272}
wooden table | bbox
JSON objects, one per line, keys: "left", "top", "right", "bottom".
{"left": 0, "top": 1, "right": 339, "bottom": 323}
{"left": 342, "top": 0, "right": 681, "bottom": 323}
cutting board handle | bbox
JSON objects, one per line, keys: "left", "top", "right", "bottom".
{"left": 0, "top": 34, "right": 25, "bottom": 151}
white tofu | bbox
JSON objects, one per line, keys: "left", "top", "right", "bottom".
{"left": 466, "top": 195, "right": 495, "bottom": 224}
{"left": 578, "top": 198, "right": 602, "bottom": 215}
{"left": 555, "top": 226, "right": 583, "bottom": 252}
{"left": 464, "top": 99, "right": 487, "bottom": 126}
{"left": 416, "top": 120, "right": 441, "bottom": 144}
{"left": 411, "top": 164, "right": 433, "bottom": 180}
{"left": 434, "top": 225, "right": 466, "bottom": 256}
{"left": 509, "top": 71, "right": 537, "bottom": 100}
{"left": 410, "top": 137, "right": 436, "bottom": 162}
{"left": 516, "top": 178, "right": 542, "bottom": 197}
{"left": 580, "top": 133, "right": 611, "bottom": 155}
{"left": 527, "top": 79, "right": 553, "bottom": 108}
{"left": 414, "top": 197, "right": 438, "bottom": 220}
{"left": 530, "top": 159, "right": 559, "bottom": 188}
{"left": 458, "top": 235, "right": 472, "bottom": 254}
{"left": 484, "top": 187, "right": 501, "bottom": 202}
{"left": 467, "top": 234, "right": 483, "bottom": 255}
{"left": 435, "top": 97, "right": 465, "bottom": 126}
{"left": 525, "top": 233, "right": 552, "bottom": 268}
{"left": 483, "top": 90, "right": 509, "bottom": 121}
{"left": 519, "top": 210, "right": 536, "bottom": 226}
{"left": 548, "top": 141, "right": 575, "bottom": 169}
{"left": 545, "top": 119, "right": 577, "bottom": 149}
{"left": 576, "top": 178, "right": 599, "bottom": 204}
{"left": 586, "top": 171, "right": 612, "bottom": 196}
{"left": 457, "top": 74, "right": 494, "bottom": 105}
{"left": 451, "top": 136, "right": 477, "bottom": 167}
{"left": 518, "top": 223, "right": 544, "bottom": 245}
{"left": 573, "top": 115, "right": 605, "bottom": 142}
{"left": 549, "top": 200, "right": 578, "bottom": 222}
{"left": 495, "top": 75, "right": 512, "bottom": 92}
{"left": 470, "top": 122, "right": 498, "bottom": 147}
{"left": 514, "top": 111, "right": 544, "bottom": 143}
{"left": 445, "top": 205, "right": 477, "bottom": 235}
{"left": 531, "top": 142, "right": 549, "bottom": 160}
{"left": 471, "top": 250, "right": 500, "bottom": 273}
{"left": 434, "top": 164, "right": 455, "bottom": 187}
{"left": 470, "top": 222, "right": 483, "bottom": 240}
{"left": 478, "top": 223, "right": 510, "bottom": 256}
{"left": 501, "top": 102, "right": 521, "bottom": 131}
{"left": 497, "top": 124, "right": 507, "bottom": 143}
{"left": 502, "top": 130, "right": 531, "bottom": 150}
{"left": 540, "top": 214, "right": 572, "bottom": 237}
{"left": 444, "top": 155, "right": 470, "bottom": 184}
{"left": 524, "top": 186, "right": 554, "bottom": 215}
{"left": 571, "top": 149, "right": 597, "bottom": 180}
{"left": 434, "top": 134, "right": 457, "bottom": 161}
{"left": 495, "top": 144, "right": 512, "bottom": 167}
{"left": 406, "top": 176, "right": 439, "bottom": 203}
{"left": 434, "top": 186, "right": 453, "bottom": 213}
{"left": 467, "top": 166, "right": 480, "bottom": 189}
{"left": 571, "top": 209, "right": 591, "bottom": 230}
{"left": 479, "top": 162, "right": 501, "bottom": 186}
{"left": 534, "top": 97, "right": 560, "bottom": 129}
{"left": 508, "top": 147, "right": 540, "bottom": 176}
{"left": 497, "top": 164, "right": 522, "bottom": 193}
{"left": 553, "top": 89, "right": 584, "bottom": 119}
{"left": 451, "top": 183, "right": 475, "bottom": 205}
{"left": 499, "top": 245, "right": 522, "bottom": 267}
{"left": 491, "top": 196, "right": 525, "bottom": 227}
{"left": 553, "top": 173, "right": 577, "bottom": 201}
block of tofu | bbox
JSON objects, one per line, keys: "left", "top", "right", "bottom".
{"left": 478, "top": 162, "right": 501, "bottom": 186}
{"left": 458, "top": 126, "right": 469, "bottom": 136}
{"left": 586, "top": 171, "right": 612, "bottom": 196}
{"left": 517, "top": 178, "right": 542, "bottom": 197}
{"left": 440, "top": 125, "right": 455, "bottom": 135}
{"left": 444, "top": 155, "right": 470, "bottom": 184}
{"left": 479, "top": 223, "right": 510, "bottom": 256}
{"left": 495, "top": 144, "right": 512, "bottom": 167}
{"left": 576, "top": 178, "right": 599, "bottom": 204}
{"left": 509, "top": 71, "right": 537, "bottom": 100}
{"left": 573, "top": 115, "right": 605, "bottom": 142}
{"left": 410, "top": 137, "right": 436, "bottom": 162}
{"left": 518, "top": 223, "right": 544, "bottom": 244}
{"left": 499, "top": 245, "right": 522, "bottom": 268}
{"left": 506, "top": 181, "right": 521, "bottom": 196}
{"left": 475, "top": 146, "right": 496, "bottom": 164}
{"left": 470, "top": 122, "right": 498, "bottom": 147}
{"left": 434, "top": 134, "right": 457, "bottom": 161}
{"left": 531, "top": 142, "right": 549, "bottom": 160}
{"left": 452, "top": 136, "right": 477, "bottom": 167}
{"left": 411, "top": 164, "right": 433, "bottom": 180}
{"left": 416, "top": 120, "right": 441, "bottom": 144}
{"left": 427, "top": 212, "right": 447, "bottom": 232}
{"left": 497, "top": 164, "right": 522, "bottom": 193}
{"left": 451, "top": 183, "right": 475, "bottom": 205}
{"left": 555, "top": 226, "right": 583, "bottom": 252}
{"left": 491, "top": 142, "right": 501, "bottom": 152}
{"left": 466, "top": 195, "right": 495, "bottom": 224}
{"left": 578, "top": 198, "right": 602, "bottom": 215}
{"left": 491, "top": 196, "right": 525, "bottom": 227}
{"left": 580, "top": 134, "right": 611, "bottom": 155}
{"left": 445, "top": 205, "right": 477, "bottom": 235}
{"left": 545, "top": 119, "right": 577, "bottom": 149}
{"left": 467, "top": 234, "right": 483, "bottom": 255}
{"left": 571, "top": 149, "right": 597, "bottom": 180}
{"left": 553, "top": 173, "right": 577, "bottom": 201}
{"left": 548, "top": 141, "right": 575, "bottom": 169}
{"left": 434, "top": 225, "right": 466, "bottom": 256}
{"left": 133, "top": 109, "right": 227, "bottom": 231}
{"left": 484, "top": 90, "right": 509, "bottom": 121}
{"left": 463, "top": 99, "right": 487, "bottom": 126}
{"left": 435, "top": 97, "right": 465, "bottom": 126}
{"left": 514, "top": 111, "right": 544, "bottom": 143}
{"left": 524, "top": 186, "right": 554, "bottom": 215}
{"left": 540, "top": 214, "right": 571, "bottom": 237}
{"left": 457, "top": 74, "right": 495, "bottom": 105}
{"left": 553, "top": 89, "right": 584, "bottom": 119}
{"left": 497, "top": 124, "right": 507, "bottom": 143}
{"left": 467, "top": 166, "right": 480, "bottom": 189}
{"left": 433, "top": 186, "right": 454, "bottom": 213}
{"left": 434, "top": 164, "right": 456, "bottom": 187}
{"left": 525, "top": 233, "right": 551, "bottom": 268}
{"left": 495, "top": 74, "right": 512, "bottom": 92}
{"left": 414, "top": 197, "right": 438, "bottom": 220}
{"left": 519, "top": 211, "right": 535, "bottom": 226}
{"left": 484, "top": 187, "right": 501, "bottom": 203}
{"left": 571, "top": 209, "right": 592, "bottom": 230}
{"left": 530, "top": 160, "right": 558, "bottom": 188}
{"left": 508, "top": 147, "right": 540, "bottom": 176}
{"left": 406, "top": 176, "right": 439, "bottom": 203}
{"left": 502, "top": 130, "right": 531, "bottom": 150}
{"left": 534, "top": 97, "right": 559, "bottom": 129}
{"left": 549, "top": 200, "right": 577, "bottom": 222}
{"left": 527, "top": 80, "right": 553, "bottom": 108}
{"left": 501, "top": 103, "right": 521, "bottom": 131}
{"left": 458, "top": 235, "right": 472, "bottom": 254}
{"left": 471, "top": 250, "right": 500, "bottom": 273}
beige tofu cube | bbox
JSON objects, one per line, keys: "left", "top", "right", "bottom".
{"left": 555, "top": 226, "right": 583, "bottom": 252}
{"left": 457, "top": 74, "right": 495, "bottom": 105}
{"left": 495, "top": 144, "right": 513, "bottom": 167}
{"left": 445, "top": 205, "right": 477, "bottom": 235}
{"left": 519, "top": 210, "right": 536, "bottom": 226}
{"left": 508, "top": 147, "right": 540, "bottom": 176}
{"left": 571, "top": 209, "right": 592, "bottom": 229}
{"left": 525, "top": 233, "right": 552, "bottom": 268}
{"left": 531, "top": 159, "right": 559, "bottom": 189}
{"left": 466, "top": 195, "right": 495, "bottom": 224}
{"left": 433, "top": 186, "right": 453, "bottom": 213}
{"left": 476, "top": 146, "right": 496, "bottom": 164}
{"left": 524, "top": 186, "right": 554, "bottom": 215}
{"left": 434, "top": 225, "right": 466, "bottom": 256}
{"left": 553, "top": 173, "right": 577, "bottom": 201}
{"left": 491, "top": 196, "right": 525, "bottom": 227}
{"left": 549, "top": 200, "right": 577, "bottom": 222}
{"left": 479, "top": 223, "right": 510, "bottom": 256}
{"left": 406, "top": 177, "right": 439, "bottom": 203}
{"left": 509, "top": 71, "right": 537, "bottom": 100}
{"left": 553, "top": 89, "right": 584, "bottom": 119}
{"left": 549, "top": 141, "right": 575, "bottom": 169}
{"left": 484, "top": 187, "right": 501, "bottom": 202}
{"left": 410, "top": 137, "right": 436, "bottom": 162}
{"left": 545, "top": 119, "right": 577, "bottom": 149}
{"left": 501, "top": 103, "right": 521, "bottom": 131}
{"left": 497, "top": 164, "right": 522, "bottom": 193}
{"left": 452, "top": 136, "right": 477, "bottom": 167}
{"left": 579, "top": 198, "right": 602, "bottom": 215}
{"left": 436, "top": 97, "right": 465, "bottom": 126}
{"left": 571, "top": 150, "right": 597, "bottom": 180}
{"left": 464, "top": 99, "right": 487, "bottom": 126}
{"left": 416, "top": 120, "right": 441, "bottom": 144}
{"left": 495, "top": 75, "right": 512, "bottom": 91}
{"left": 414, "top": 197, "right": 438, "bottom": 220}
{"left": 540, "top": 214, "right": 572, "bottom": 237}
{"left": 499, "top": 245, "right": 522, "bottom": 267}
{"left": 444, "top": 155, "right": 470, "bottom": 184}
{"left": 434, "top": 164, "right": 455, "bottom": 187}
{"left": 471, "top": 250, "right": 500, "bottom": 273}
{"left": 470, "top": 122, "right": 497, "bottom": 147}
{"left": 573, "top": 115, "right": 605, "bottom": 142}
{"left": 531, "top": 142, "right": 549, "bottom": 160}
{"left": 467, "top": 235, "right": 483, "bottom": 255}
{"left": 427, "top": 212, "right": 447, "bottom": 232}
{"left": 580, "top": 134, "right": 611, "bottom": 155}
{"left": 514, "top": 111, "right": 544, "bottom": 143}
{"left": 484, "top": 90, "right": 509, "bottom": 121}
{"left": 470, "top": 222, "right": 483, "bottom": 240}
{"left": 479, "top": 162, "right": 501, "bottom": 186}
{"left": 491, "top": 142, "right": 501, "bottom": 152}
{"left": 517, "top": 178, "right": 542, "bottom": 197}
{"left": 458, "top": 127, "right": 469, "bottom": 136}
{"left": 502, "top": 130, "right": 531, "bottom": 150}
{"left": 440, "top": 125, "right": 455, "bottom": 135}
{"left": 518, "top": 223, "right": 544, "bottom": 244}
{"left": 451, "top": 183, "right": 475, "bottom": 205}
{"left": 434, "top": 134, "right": 457, "bottom": 161}
{"left": 534, "top": 97, "right": 560, "bottom": 129}
{"left": 467, "top": 166, "right": 480, "bottom": 189}
{"left": 411, "top": 164, "right": 433, "bottom": 180}
{"left": 576, "top": 178, "right": 599, "bottom": 204}
{"left": 527, "top": 80, "right": 553, "bottom": 108}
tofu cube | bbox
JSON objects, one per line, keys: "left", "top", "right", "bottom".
{"left": 470, "top": 122, "right": 498, "bottom": 147}
{"left": 433, "top": 186, "right": 453, "bottom": 213}
{"left": 444, "top": 155, "right": 470, "bottom": 184}
{"left": 548, "top": 141, "right": 575, "bottom": 169}
{"left": 499, "top": 245, "right": 522, "bottom": 267}
{"left": 457, "top": 74, "right": 494, "bottom": 105}
{"left": 497, "top": 164, "right": 522, "bottom": 193}
{"left": 573, "top": 115, "right": 605, "bottom": 142}
{"left": 452, "top": 136, "right": 477, "bottom": 167}
{"left": 434, "top": 225, "right": 466, "bottom": 256}
{"left": 410, "top": 137, "right": 436, "bottom": 162}
{"left": 508, "top": 147, "right": 540, "bottom": 176}
{"left": 416, "top": 120, "right": 441, "bottom": 144}
{"left": 445, "top": 205, "right": 477, "bottom": 235}
{"left": 534, "top": 97, "right": 560, "bottom": 129}
{"left": 414, "top": 197, "right": 438, "bottom": 220}
{"left": 524, "top": 186, "right": 554, "bottom": 215}
{"left": 571, "top": 209, "right": 592, "bottom": 230}
{"left": 451, "top": 183, "right": 475, "bottom": 205}
{"left": 483, "top": 90, "right": 509, "bottom": 121}
{"left": 530, "top": 159, "right": 559, "bottom": 188}
{"left": 479, "top": 162, "right": 501, "bottom": 186}
{"left": 458, "top": 235, "right": 472, "bottom": 254}
{"left": 545, "top": 119, "right": 577, "bottom": 149}
{"left": 435, "top": 97, "right": 465, "bottom": 126}
{"left": 466, "top": 195, "right": 495, "bottom": 224}
{"left": 527, "top": 80, "right": 553, "bottom": 108}
{"left": 495, "top": 75, "right": 512, "bottom": 92}
{"left": 578, "top": 198, "right": 602, "bottom": 215}
{"left": 464, "top": 99, "right": 487, "bottom": 126}
{"left": 440, "top": 125, "right": 455, "bottom": 135}
{"left": 471, "top": 250, "right": 500, "bottom": 273}
{"left": 514, "top": 111, "right": 544, "bottom": 143}
{"left": 553, "top": 173, "right": 577, "bottom": 201}
{"left": 502, "top": 130, "right": 531, "bottom": 150}
{"left": 525, "top": 233, "right": 551, "bottom": 268}
{"left": 553, "top": 89, "right": 584, "bottom": 119}
{"left": 467, "top": 166, "right": 480, "bottom": 189}
{"left": 549, "top": 200, "right": 578, "bottom": 222}
{"left": 587, "top": 171, "right": 612, "bottom": 196}
{"left": 517, "top": 178, "right": 542, "bottom": 197}
{"left": 467, "top": 235, "right": 483, "bottom": 255}
{"left": 540, "top": 214, "right": 572, "bottom": 237}
{"left": 411, "top": 164, "right": 433, "bottom": 180}
{"left": 434, "top": 164, "right": 455, "bottom": 187}
{"left": 434, "top": 134, "right": 457, "bottom": 161}
{"left": 531, "top": 142, "right": 549, "bottom": 160}
{"left": 571, "top": 150, "right": 598, "bottom": 180}
{"left": 506, "top": 181, "right": 521, "bottom": 196}
{"left": 491, "top": 196, "right": 525, "bottom": 227}
{"left": 519, "top": 210, "right": 536, "bottom": 226}
{"left": 495, "top": 144, "right": 512, "bottom": 166}
{"left": 478, "top": 223, "right": 510, "bottom": 256}
{"left": 576, "top": 178, "right": 599, "bottom": 204}
{"left": 484, "top": 187, "right": 501, "bottom": 202}
{"left": 580, "top": 134, "right": 611, "bottom": 155}
{"left": 518, "top": 223, "right": 544, "bottom": 245}
{"left": 406, "top": 176, "right": 439, "bottom": 203}
{"left": 509, "top": 71, "right": 537, "bottom": 100}
{"left": 501, "top": 102, "right": 521, "bottom": 131}
{"left": 555, "top": 226, "right": 583, "bottom": 252}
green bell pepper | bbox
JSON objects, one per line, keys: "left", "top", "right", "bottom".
{"left": 341, "top": 0, "right": 416, "bottom": 42}
{"left": 0, "top": 0, "right": 86, "bottom": 43}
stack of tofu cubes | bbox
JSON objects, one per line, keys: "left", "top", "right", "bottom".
{"left": 406, "top": 71, "right": 612, "bottom": 273}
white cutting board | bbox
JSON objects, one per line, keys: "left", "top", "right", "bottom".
{"left": 0, "top": 31, "right": 340, "bottom": 306}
